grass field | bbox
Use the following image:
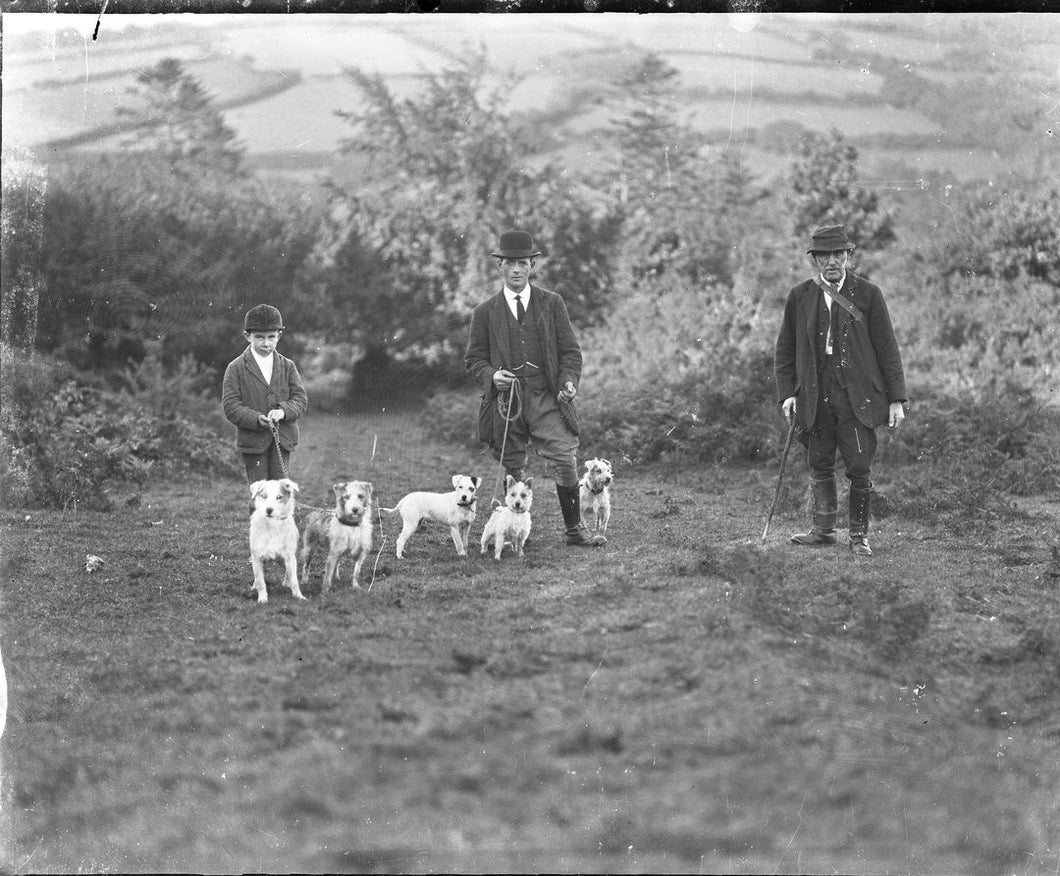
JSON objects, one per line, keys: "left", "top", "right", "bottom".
{"left": 2, "top": 407, "right": 1059, "bottom": 873}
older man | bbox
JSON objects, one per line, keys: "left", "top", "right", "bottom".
{"left": 774, "top": 225, "right": 908, "bottom": 556}
{"left": 465, "top": 230, "right": 605, "bottom": 548}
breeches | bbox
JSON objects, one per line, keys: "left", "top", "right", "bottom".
{"left": 242, "top": 445, "right": 291, "bottom": 483}
{"left": 494, "top": 383, "right": 579, "bottom": 486}
{"left": 806, "top": 363, "right": 876, "bottom": 491}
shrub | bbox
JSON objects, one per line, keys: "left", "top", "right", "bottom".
{"left": 1, "top": 346, "right": 237, "bottom": 510}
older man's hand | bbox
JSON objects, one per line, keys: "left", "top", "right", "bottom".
{"left": 557, "top": 381, "right": 577, "bottom": 403}
{"left": 781, "top": 396, "right": 797, "bottom": 424}
{"left": 888, "top": 401, "right": 906, "bottom": 431}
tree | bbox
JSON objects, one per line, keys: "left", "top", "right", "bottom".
{"left": 595, "top": 54, "right": 768, "bottom": 294}
{"left": 117, "top": 58, "right": 245, "bottom": 176}
{"left": 34, "top": 155, "right": 316, "bottom": 373}
{"left": 314, "top": 49, "right": 621, "bottom": 372}
{"left": 786, "top": 129, "right": 896, "bottom": 257}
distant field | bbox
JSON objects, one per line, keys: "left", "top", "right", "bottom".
{"left": 2, "top": 13, "right": 1046, "bottom": 184}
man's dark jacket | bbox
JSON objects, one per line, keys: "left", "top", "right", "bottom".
{"left": 465, "top": 284, "right": 582, "bottom": 444}
{"left": 774, "top": 273, "right": 907, "bottom": 433}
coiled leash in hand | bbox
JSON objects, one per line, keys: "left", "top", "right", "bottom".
{"left": 490, "top": 378, "right": 524, "bottom": 508}
{"left": 267, "top": 419, "right": 291, "bottom": 480}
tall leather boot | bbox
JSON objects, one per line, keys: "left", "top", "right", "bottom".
{"left": 790, "top": 476, "right": 837, "bottom": 545}
{"left": 849, "top": 486, "right": 873, "bottom": 556}
{"left": 556, "top": 484, "right": 606, "bottom": 547}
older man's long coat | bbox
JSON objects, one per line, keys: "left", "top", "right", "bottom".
{"left": 465, "top": 284, "right": 582, "bottom": 444}
{"left": 774, "top": 273, "right": 907, "bottom": 433}
{"left": 222, "top": 348, "right": 308, "bottom": 454}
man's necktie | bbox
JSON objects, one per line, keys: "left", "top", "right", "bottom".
{"left": 516, "top": 293, "right": 526, "bottom": 324}
{"left": 828, "top": 285, "right": 841, "bottom": 353}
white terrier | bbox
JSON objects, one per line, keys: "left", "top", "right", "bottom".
{"left": 300, "top": 481, "right": 374, "bottom": 593}
{"left": 480, "top": 476, "right": 534, "bottom": 561}
{"left": 381, "top": 475, "right": 481, "bottom": 558}
{"left": 248, "top": 479, "right": 304, "bottom": 605}
{"left": 579, "top": 458, "right": 614, "bottom": 534}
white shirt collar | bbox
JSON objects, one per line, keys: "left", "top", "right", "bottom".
{"left": 819, "top": 272, "right": 847, "bottom": 293}
{"left": 504, "top": 284, "right": 530, "bottom": 302}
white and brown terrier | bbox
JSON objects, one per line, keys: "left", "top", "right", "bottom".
{"left": 579, "top": 458, "right": 613, "bottom": 534}
{"left": 381, "top": 474, "right": 481, "bottom": 558}
{"left": 249, "top": 478, "right": 305, "bottom": 605}
{"left": 480, "top": 476, "right": 534, "bottom": 561}
{"left": 299, "top": 481, "right": 374, "bottom": 593}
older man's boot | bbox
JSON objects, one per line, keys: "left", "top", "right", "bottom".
{"left": 790, "top": 476, "right": 837, "bottom": 545}
{"left": 557, "top": 484, "right": 606, "bottom": 547}
{"left": 849, "top": 486, "right": 873, "bottom": 556}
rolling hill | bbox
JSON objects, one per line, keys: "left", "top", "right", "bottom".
{"left": 3, "top": 12, "right": 1058, "bottom": 187}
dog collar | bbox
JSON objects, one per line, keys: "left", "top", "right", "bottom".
{"left": 458, "top": 499, "right": 476, "bottom": 509}
{"left": 336, "top": 513, "right": 363, "bottom": 527}
{"left": 589, "top": 485, "right": 606, "bottom": 495}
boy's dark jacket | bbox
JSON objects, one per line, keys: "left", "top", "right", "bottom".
{"left": 465, "top": 284, "right": 582, "bottom": 443}
{"left": 222, "top": 349, "right": 308, "bottom": 453}
{"left": 774, "top": 273, "right": 907, "bottom": 433}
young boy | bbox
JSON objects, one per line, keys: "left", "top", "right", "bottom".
{"left": 222, "top": 304, "right": 308, "bottom": 483}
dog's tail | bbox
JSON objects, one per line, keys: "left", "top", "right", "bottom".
{"left": 378, "top": 506, "right": 400, "bottom": 515}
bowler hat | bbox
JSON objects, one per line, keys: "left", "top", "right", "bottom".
{"left": 491, "top": 230, "right": 544, "bottom": 259}
{"left": 244, "top": 304, "right": 284, "bottom": 332}
{"left": 806, "top": 225, "right": 856, "bottom": 254}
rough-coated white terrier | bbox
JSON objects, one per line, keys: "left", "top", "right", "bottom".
{"left": 248, "top": 478, "right": 304, "bottom": 604}
{"left": 299, "top": 481, "right": 374, "bottom": 593}
{"left": 480, "top": 476, "right": 534, "bottom": 561}
{"left": 579, "top": 458, "right": 613, "bottom": 534}
{"left": 381, "top": 474, "right": 481, "bottom": 558}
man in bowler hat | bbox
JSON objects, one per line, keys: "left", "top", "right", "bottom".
{"left": 774, "top": 225, "right": 908, "bottom": 556}
{"left": 465, "top": 230, "right": 605, "bottom": 547}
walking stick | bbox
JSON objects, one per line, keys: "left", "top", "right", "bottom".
{"left": 761, "top": 416, "right": 797, "bottom": 544}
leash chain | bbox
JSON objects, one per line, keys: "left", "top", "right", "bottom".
{"left": 491, "top": 379, "right": 523, "bottom": 507}
{"left": 268, "top": 419, "right": 292, "bottom": 480}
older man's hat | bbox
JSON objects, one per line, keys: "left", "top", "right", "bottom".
{"left": 806, "top": 225, "right": 856, "bottom": 254}
{"left": 244, "top": 304, "right": 285, "bottom": 332}
{"left": 491, "top": 230, "right": 544, "bottom": 259}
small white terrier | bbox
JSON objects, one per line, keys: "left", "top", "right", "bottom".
{"left": 480, "top": 476, "right": 534, "bottom": 561}
{"left": 579, "top": 458, "right": 614, "bottom": 534}
{"left": 248, "top": 478, "right": 304, "bottom": 605}
{"left": 381, "top": 474, "right": 481, "bottom": 558}
{"left": 300, "top": 481, "right": 374, "bottom": 593}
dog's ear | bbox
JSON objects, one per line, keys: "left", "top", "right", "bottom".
{"left": 524, "top": 477, "right": 534, "bottom": 490}
{"left": 583, "top": 460, "right": 591, "bottom": 471}
{"left": 331, "top": 482, "right": 346, "bottom": 498}
{"left": 602, "top": 458, "right": 612, "bottom": 468}
{"left": 505, "top": 475, "right": 515, "bottom": 489}
{"left": 470, "top": 476, "right": 481, "bottom": 489}
{"left": 250, "top": 479, "right": 265, "bottom": 496}
{"left": 452, "top": 474, "right": 461, "bottom": 489}
{"left": 281, "top": 479, "right": 299, "bottom": 497}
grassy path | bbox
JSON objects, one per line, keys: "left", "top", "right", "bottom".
{"left": 1, "top": 408, "right": 1059, "bottom": 873}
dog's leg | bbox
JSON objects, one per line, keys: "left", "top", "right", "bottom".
{"left": 251, "top": 556, "right": 268, "bottom": 604}
{"left": 395, "top": 517, "right": 418, "bottom": 559}
{"left": 322, "top": 551, "right": 340, "bottom": 595}
{"left": 480, "top": 528, "right": 492, "bottom": 556}
{"left": 449, "top": 524, "right": 467, "bottom": 556}
{"left": 351, "top": 551, "right": 365, "bottom": 588}
{"left": 284, "top": 553, "right": 306, "bottom": 600}
{"left": 299, "top": 540, "right": 312, "bottom": 585}
{"left": 493, "top": 532, "right": 505, "bottom": 561}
